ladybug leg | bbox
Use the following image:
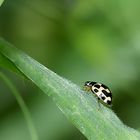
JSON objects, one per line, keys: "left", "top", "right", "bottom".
{"left": 97, "top": 97, "right": 101, "bottom": 110}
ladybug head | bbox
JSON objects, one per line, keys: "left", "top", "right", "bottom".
{"left": 84, "top": 81, "right": 96, "bottom": 87}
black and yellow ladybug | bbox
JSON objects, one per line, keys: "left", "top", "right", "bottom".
{"left": 84, "top": 81, "right": 112, "bottom": 106}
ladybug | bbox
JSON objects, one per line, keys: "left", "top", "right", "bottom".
{"left": 84, "top": 81, "right": 112, "bottom": 106}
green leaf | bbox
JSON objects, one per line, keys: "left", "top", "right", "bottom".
{"left": 0, "top": 37, "right": 140, "bottom": 140}
{"left": 0, "top": 53, "right": 26, "bottom": 77}
{"left": 0, "top": 72, "right": 38, "bottom": 140}
{"left": 0, "top": 0, "right": 4, "bottom": 6}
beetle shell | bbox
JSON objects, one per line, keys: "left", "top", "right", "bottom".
{"left": 84, "top": 81, "right": 112, "bottom": 105}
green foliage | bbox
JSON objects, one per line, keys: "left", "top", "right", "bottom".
{"left": 0, "top": 38, "right": 140, "bottom": 140}
{"left": 0, "top": 72, "right": 38, "bottom": 140}
{"left": 0, "top": 0, "right": 4, "bottom": 6}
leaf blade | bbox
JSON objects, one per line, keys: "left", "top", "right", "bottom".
{"left": 0, "top": 38, "right": 140, "bottom": 140}
{"left": 0, "top": 0, "right": 4, "bottom": 6}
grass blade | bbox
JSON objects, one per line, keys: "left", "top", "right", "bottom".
{"left": 0, "top": 0, "right": 4, "bottom": 6}
{"left": 0, "top": 38, "right": 140, "bottom": 140}
{"left": 0, "top": 72, "right": 38, "bottom": 140}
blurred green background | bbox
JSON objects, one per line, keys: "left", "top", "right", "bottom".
{"left": 0, "top": 0, "right": 140, "bottom": 139}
